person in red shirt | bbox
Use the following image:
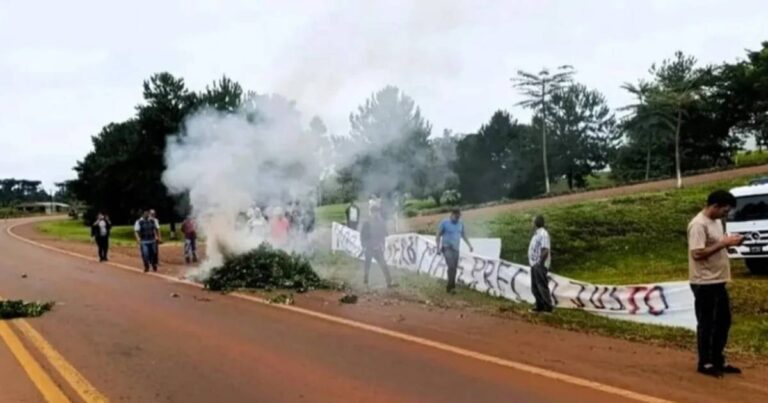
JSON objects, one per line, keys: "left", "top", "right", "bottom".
{"left": 181, "top": 215, "right": 198, "bottom": 264}
{"left": 270, "top": 207, "right": 290, "bottom": 247}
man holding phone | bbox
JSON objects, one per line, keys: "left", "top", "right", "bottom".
{"left": 688, "top": 190, "right": 744, "bottom": 378}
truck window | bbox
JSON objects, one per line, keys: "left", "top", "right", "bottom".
{"left": 729, "top": 195, "right": 768, "bottom": 222}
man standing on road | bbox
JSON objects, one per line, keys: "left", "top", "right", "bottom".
{"left": 528, "top": 215, "right": 553, "bottom": 313}
{"left": 91, "top": 212, "right": 112, "bottom": 262}
{"left": 135, "top": 209, "right": 159, "bottom": 272}
{"left": 149, "top": 209, "right": 161, "bottom": 267}
{"left": 360, "top": 205, "right": 394, "bottom": 288}
{"left": 688, "top": 190, "right": 744, "bottom": 377}
{"left": 436, "top": 209, "right": 473, "bottom": 294}
{"left": 181, "top": 215, "right": 198, "bottom": 264}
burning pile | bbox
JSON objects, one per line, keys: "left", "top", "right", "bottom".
{"left": 203, "top": 243, "right": 327, "bottom": 292}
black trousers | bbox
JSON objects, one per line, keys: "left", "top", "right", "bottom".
{"left": 690, "top": 283, "right": 731, "bottom": 368}
{"left": 153, "top": 240, "right": 160, "bottom": 266}
{"left": 531, "top": 263, "right": 553, "bottom": 311}
{"left": 363, "top": 247, "right": 392, "bottom": 286}
{"left": 95, "top": 236, "right": 109, "bottom": 261}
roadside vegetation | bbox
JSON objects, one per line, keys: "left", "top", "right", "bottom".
{"left": 0, "top": 300, "right": 55, "bottom": 319}
{"left": 37, "top": 219, "right": 180, "bottom": 247}
{"left": 734, "top": 150, "right": 768, "bottom": 168}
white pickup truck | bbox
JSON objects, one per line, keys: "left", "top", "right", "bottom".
{"left": 726, "top": 181, "right": 768, "bottom": 274}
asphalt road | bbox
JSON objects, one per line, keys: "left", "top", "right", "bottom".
{"left": 0, "top": 217, "right": 643, "bottom": 402}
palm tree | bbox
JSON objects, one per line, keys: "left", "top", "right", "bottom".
{"left": 512, "top": 66, "right": 575, "bottom": 193}
{"left": 649, "top": 52, "right": 703, "bottom": 188}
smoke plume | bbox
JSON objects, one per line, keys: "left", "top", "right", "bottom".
{"left": 163, "top": 93, "right": 328, "bottom": 279}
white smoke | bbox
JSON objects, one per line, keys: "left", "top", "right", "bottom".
{"left": 163, "top": 93, "right": 328, "bottom": 279}
{"left": 163, "top": 86, "right": 453, "bottom": 281}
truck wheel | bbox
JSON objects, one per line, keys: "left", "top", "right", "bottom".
{"left": 745, "top": 258, "right": 768, "bottom": 275}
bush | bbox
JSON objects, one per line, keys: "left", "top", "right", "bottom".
{"left": 441, "top": 189, "right": 461, "bottom": 205}
{"left": 204, "top": 244, "right": 327, "bottom": 292}
{"left": 0, "top": 300, "right": 55, "bottom": 319}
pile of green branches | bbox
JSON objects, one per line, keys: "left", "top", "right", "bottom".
{"left": 0, "top": 300, "right": 55, "bottom": 319}
{"left": 204, "top": 244, "right": 327, "bottom": 292}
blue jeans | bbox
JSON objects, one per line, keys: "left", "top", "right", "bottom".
{"left": 184, "top": 238, "right": 198, "bottom": 262}
{"left": 442, "top": 246, "right": 460, "bottom": 291}
{"left": 139, "top": 241, "right": 157, "bottom": 270}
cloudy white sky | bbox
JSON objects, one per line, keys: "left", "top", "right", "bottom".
{"left": 1, "top": 0, "right": 767, "bottom": 188}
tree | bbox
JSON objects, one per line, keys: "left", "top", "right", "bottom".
{"left": 648, "top": 51, "right": 704, "bottom": 188}
{"left": 512, "top": 66, "right": 575, "bottom": 193}
{"left": 0, "top": 178, "right": 49, "bottom": 205}
{"left": 715, "top": 42, "right": 768, "bottom": 147}
{"left": 421, "top": 130, "right": 460, "bottom": 205}
{"left": 343, "top": 86, "right": 432, "bottom": 199}
{"left": 619, "top": 80, "right": 675, "bottom": 180}
{"left": 198, "top": 75, "right": 243, "bottom": 112}
{"left": 72, "top": 72, "right": 201, "bottom": 224}
{"left": 72, "top": 120, "right": 144, "bottom": 223}
{"left": 548, "top": 84, "right": 617, "bottom": 189}
{"left": 455, "top": 111, "right": 540, "bottom": 203}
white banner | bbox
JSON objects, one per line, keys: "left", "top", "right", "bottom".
{"left": 331, "top": 223, "right": 696, "bottom": 329}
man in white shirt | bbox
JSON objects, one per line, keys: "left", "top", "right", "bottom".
{"left": 345, "top": 201, "right": 360, "bottom": 230}
{"left": 528, "top": 215, "right": 553, "bottom": 312}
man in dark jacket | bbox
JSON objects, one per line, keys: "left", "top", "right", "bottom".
{"left": 134, "top": 209, "right": 159, "bottom": 272}
{"left": 91, "top": 212, "right": 112, "bottom": 262}
{"left": 360, "top": 206, "right": 393, "bottom": 288}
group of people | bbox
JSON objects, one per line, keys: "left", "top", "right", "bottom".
{"left": 351, "top": 189, "right": 743, "bottom": 378}
{"left": 92, "top": 208, "right": 199, "bottom": 272}
{"left": 95, "top": 189, "right": 743, "bottom": 378}
{"left": 348, "top": 202, "right": 550, "bottom": 307}
{"left": 240, "top": 201, "right": 316, "bottom": 248}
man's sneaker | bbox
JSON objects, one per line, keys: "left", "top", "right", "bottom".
{"left": 143, "top": 267, "right": 149, "bottom": 273}
{"left": 720, "top": 364, "right": 742, "bottom": 374}
{"left": 152, "top": 266, "right": 158, "bottom": 272}
{"left": 698, "top": 364, "right": 723, "bottom": 378}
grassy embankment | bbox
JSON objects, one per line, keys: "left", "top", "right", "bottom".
{"left": 318, "top": 173, "right": 768, "bottom": 359}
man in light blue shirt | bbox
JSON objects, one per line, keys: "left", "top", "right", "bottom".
{"left": 436, "top": 209, "right": 474, "bottom": 294}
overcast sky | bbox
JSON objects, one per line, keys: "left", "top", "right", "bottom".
{"left": 1, "top": 0, "right": 767, "bottom": 189}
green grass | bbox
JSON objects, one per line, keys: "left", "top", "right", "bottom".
{"left": 37, "top": 219, "right": 181, "bottom": 247}
{"left": 735, "top": 150, "right": 768, "bottom": 167}
{"left": 548, "top": 172, "right": 617, "bottom": 195}
{"left": 475, "top": 178, "right": 747, "bottom": 284}
{"left": 316, "top": 203, "right": 347, "bottom": 226}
